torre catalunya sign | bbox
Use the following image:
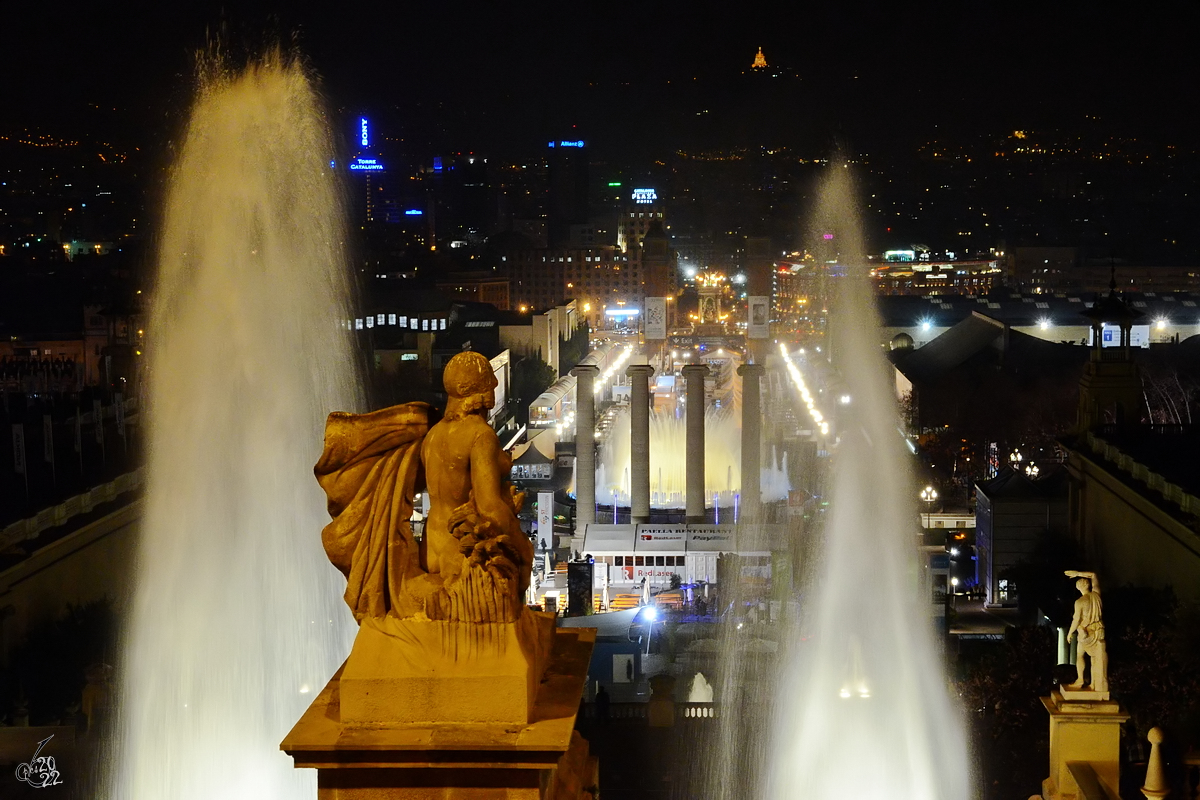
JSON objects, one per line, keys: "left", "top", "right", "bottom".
{"left": 349, "top": 157, "right": 384, "bottom": 171}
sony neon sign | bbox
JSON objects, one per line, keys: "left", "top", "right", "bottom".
{"left": 360, "top": 117, "right": 369, "bottom": 147}
{"left": 350, "top": 158, "right": 384, "bottom": 171}
{"left": 632, "top": 188, "right": 657, "bottom": 204}
{"left": 548, "top": 140, "right": 585, "bottom": 148}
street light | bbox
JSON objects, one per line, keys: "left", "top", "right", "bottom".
{"left": 950, "top": 577, "right": 960, "bottom": 610}
{"left": 920, "top": 486, "right": 938, "bottom": 528}
{"left": 642, "top": 605, "right": 657, "bottom": 655}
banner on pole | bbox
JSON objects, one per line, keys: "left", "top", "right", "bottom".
{"left": 644, "top": 297, "right": 667, "bottom": 340}
{"left": 12, "top": 424, "right": 26, "bottom": 475}
{"left": 115, "top": 393, "right": 125, "bottom": 438}
{"left": 93, "top": 399, "right": 104, "bottom": 445}
{"left": 537, "top": 491, "right": 554, "bottom": 545}
{"left": 43, "top": 415, "right": 54, "bottom": 464}
{"left": 748, "top": 296, "right": 770, "bottom": 339}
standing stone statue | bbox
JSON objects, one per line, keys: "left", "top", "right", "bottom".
{"left": 1064, "top": 570, "right": 1107, "bottom": 695}
{"left": 315, "top": 350, "right": 533, "bottom": 623}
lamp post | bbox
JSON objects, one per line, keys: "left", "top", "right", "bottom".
{"left": 950, "top": 577, "right": 959, "bottom": 610}
{"left": 920, "top": 485, "right": 938, "bottom": 528}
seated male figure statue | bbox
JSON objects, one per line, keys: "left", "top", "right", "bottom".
{"left": 422, "top": 350, "right": 533, "bottom": 599}
{"left": 316, "top": 350, "right": 533, "bottom": 623}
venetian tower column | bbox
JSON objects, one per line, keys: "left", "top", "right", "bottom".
{"left": 571, "top": 364, "right": 599, "bottom": 538}
{"left": 682, "top": 363, "right": 710, "bottom": 523}
{"left": 627, "top": 363, "right": 655, "bottom": 524}
{"left": 737, "top": 363, "right": 765, "bottom": 519}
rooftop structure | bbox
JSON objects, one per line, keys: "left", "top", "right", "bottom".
{"left": 878, "top": 290, "right": 1200, "bottom": 351}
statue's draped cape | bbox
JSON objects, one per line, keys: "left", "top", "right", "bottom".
{"left": 315, "top": 403, "right": 430, "bottom": 621}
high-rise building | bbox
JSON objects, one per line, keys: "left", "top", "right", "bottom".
{"left": 428, "top": 153, "right": 490, "bottom": 243}
{"left": 639, "top": 220, "right": 676, "bottom": 301}
{"left": 348, "top": 115, "right": 390, "bottom": 224}
{"left": 617, "top": 187, "right": 663, "bottom": 253}
{"left": 506, "top": 246, "right": 636, "bottom": 325}
{"left": 546, "top": 139, "right": 589, "bottom": 248}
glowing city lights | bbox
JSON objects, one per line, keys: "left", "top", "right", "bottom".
{"left": 596, "top": 346, "right": 634, "bottom": 395}
{"left": 779, "top": 343, "right": 830, "bottom": 437}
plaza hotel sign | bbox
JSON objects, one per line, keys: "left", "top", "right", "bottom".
{"left": 632, "top": 188, "right": 657, "bottom": 204}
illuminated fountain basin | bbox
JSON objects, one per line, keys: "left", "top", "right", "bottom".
{"left": 596, "top": 407, "right": 790, "bottom": 509}
{"left": 109, "top": 55, "right": 359, "bottom": 799}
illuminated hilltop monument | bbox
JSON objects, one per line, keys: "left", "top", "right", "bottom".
{"left": 752, "top": 46, "right": 769, "bottom": 69}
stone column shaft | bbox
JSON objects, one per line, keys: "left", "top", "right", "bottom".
{"left": 737, "top": 363, "right": 765, "bottom": 519}
{"left": 682, "top": 364, "right": 710, "bottom": 522}
{"left": 571, "top": 365, "right": 599, "bottom": 537}
{"left": 626, "top": 364, "right": 655, "bottom": 524}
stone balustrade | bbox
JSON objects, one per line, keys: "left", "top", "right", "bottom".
{"left": 1086, "top": 431, "right": 1200, "bottom": 517}
{"left": 0, "top": 467, "right": 144, "bottom": 550}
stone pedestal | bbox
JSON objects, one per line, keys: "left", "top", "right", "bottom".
{"left": 340, "top": 612, "right": 555, "bottom": 726}
{"left": 681, "top": 364, "right": 710, "bottom": 523}
{"left": 626, "top": 364, "right": 654, "bottom": 524}
{"left": 283, "top": 615, "right": 597, "bottom": 800}
{"left": 1040, "top": 688, "right": 1128, "bottom": 800}
{"left": 570, "top": 365, "right": 599, "bottom": 538}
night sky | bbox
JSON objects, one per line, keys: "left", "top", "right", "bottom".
{"left": 5, "top": 1, "right": 1198, "bottom": 160}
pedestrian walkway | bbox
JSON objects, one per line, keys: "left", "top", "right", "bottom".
{"left": 949, "top": 597, "right": 1017, "bottom": 636}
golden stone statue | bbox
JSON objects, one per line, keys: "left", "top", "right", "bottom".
{"left": 315, "top": 350, "right": 533, "bottom": 623}
{"left": 284, "top": 351, "right": 597, "bottom": 798}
